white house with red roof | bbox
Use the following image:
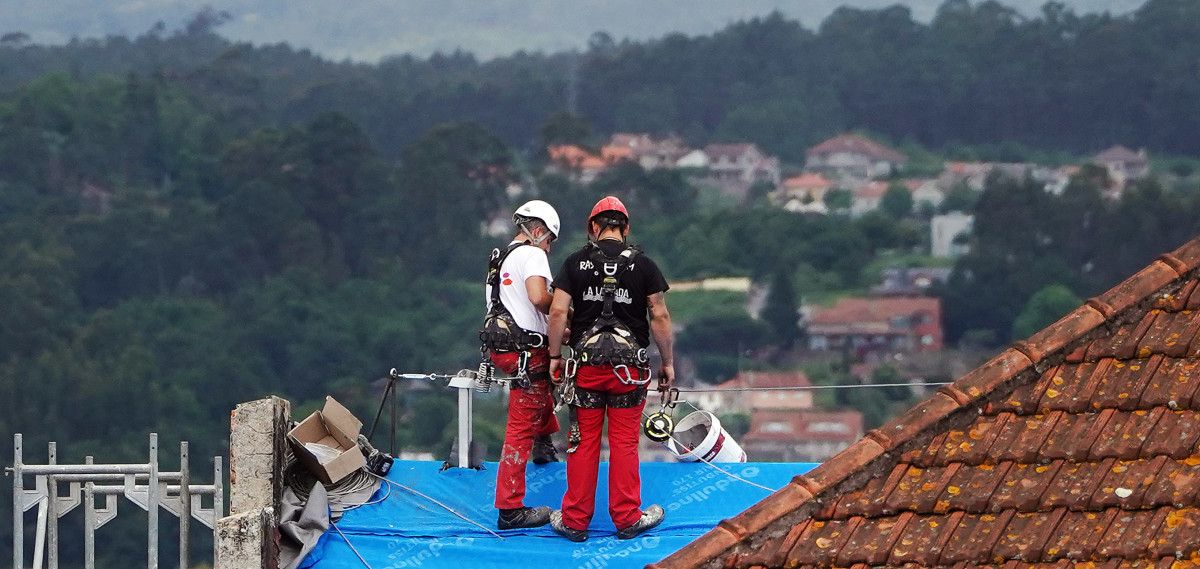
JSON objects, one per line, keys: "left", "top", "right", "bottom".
{"left": 702, "top": 143, "right": 781, "bottom": 200}
{"left": 741, "top": 409, "right": 863, "bottom": 462}
{"left": 805, "top": 134, "right": 907, "bottom": 180}
{"left": 805, "top": 296, "right": 943, "bottom": 355}
{"left": 1093, "top": 145, "right": 1149, "bottom": 188}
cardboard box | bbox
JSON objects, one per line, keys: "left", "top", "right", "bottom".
{"left": 287, "top": 396, "right": 366, "bottom": 484}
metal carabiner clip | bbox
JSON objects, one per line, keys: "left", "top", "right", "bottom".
{"left": 613, "top": 364, "right": 651, "bottom": 386}
{"left": 659, "top": 386, "right": 680, "bottom": 409}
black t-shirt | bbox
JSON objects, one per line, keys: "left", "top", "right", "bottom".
{"left": 552, "top": 239, "right": 670, "bottom": 348}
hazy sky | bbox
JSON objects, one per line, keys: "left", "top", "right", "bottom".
{"left": 4, "top": 0, "right": 1146, "bottom": 62}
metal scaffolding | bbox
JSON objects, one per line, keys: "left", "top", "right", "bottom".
{"left": 8, "top": 433, "right": 224, "bottom": 569}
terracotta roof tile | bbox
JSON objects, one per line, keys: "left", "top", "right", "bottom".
{"left": 1043, "top": 509, "right": 1120, "bottom": 560}
{"left": 1089, "top": 408, "right": 1167, "bottom": 461}
{"left": 1041, "top": 410, "right": 1117, "bottom": 461}
{"left": 1142, "top": 411, "right": 1200, "bottom": 458}
{"left": 1090, "top": 456, "right": 1169, "bottom": 510}
{"left": 991, "top": 462, "right": 1064, "bottom": 512}
{"left": 654, "top": 237, "right": 1200, "bottom": 569}
{"left": 1090, "top": 357, "right": 1162, "bottom": 411}
{"left": 993, "top": 508, "right": 1068, "bottom": 561}
{"left": 1143, "top": 458, "right": 1200, "bottom": 507}
{"left": 1042, "top": 459, "right": 1114, "bottom": 510}
{"left": 1139, "top": 359, "right": 1200, "bottom": 409}
{"left": 939, "top": 510, "right": 1015, "bottom": 564}
{"left": 839, "top": 512, "right": 911, "bottom": 565}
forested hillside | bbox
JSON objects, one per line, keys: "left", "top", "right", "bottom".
{"left": 3, "top": 0, "right": 1200, "bottom": 564}
{"left": 2, "top": 0, "right": 1199, "bottom": 162}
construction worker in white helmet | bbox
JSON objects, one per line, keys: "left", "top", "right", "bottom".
{"left": 479, "top": 199, "right": 562, "bottom": 530}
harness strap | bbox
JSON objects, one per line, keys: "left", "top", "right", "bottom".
{"left": 571, "top": 385, "right": 647, "bottom": 409}
{"left": 487, "top": 241, "right": 530, "bottom": 309}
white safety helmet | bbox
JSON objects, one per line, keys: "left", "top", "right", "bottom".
{"left": 513, "top": 200, "right": 561, "bottom": 241}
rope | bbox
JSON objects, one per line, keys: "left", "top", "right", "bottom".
{"left": 331, "top": 521, "right": 375, "bottom": 569}
{"left": 675, "top": 381, "right": 950, "bottom": 393}
{"left": 368, "top": 472, "right": 505, "bottom": 539}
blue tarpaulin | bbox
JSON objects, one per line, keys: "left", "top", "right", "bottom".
{"left": 301, "top": 460, "right": 817, "bottom": 569}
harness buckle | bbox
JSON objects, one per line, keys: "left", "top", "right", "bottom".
{"left": 525, "top": 333, "right": 545, "bottom": 349}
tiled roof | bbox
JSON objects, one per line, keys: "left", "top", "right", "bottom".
{"left": 808, "top": 297, "right": 940, "bottom": 331}
{"left": 651, "top": 236, "right": 1200, "bottom": 569}
{"left": 744, "top": 410, "right": 864, "bottom": 444}
{"left": 1095, "top": 145, "right": 1147, "bottom": 164}
{"left": 705, "top": 143, "right": 762, "bottom": 161}
{"left": 785, "top": 173, "right": 833, "bottom": 190}
{"left": 853, "top": 181, "right": 891, "bottom": 200}
{"left": 719, "top": 371, "right": 812, "bottom": 390}
{"left": 808, "top": 134, "right": 907, "bottom": 164}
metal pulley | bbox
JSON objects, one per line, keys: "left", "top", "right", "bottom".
{"left": 643, "top": 411, "right": 674, "bottom": 442}
{"left": 643, "top": 386, "right": 680, "bottom": 442}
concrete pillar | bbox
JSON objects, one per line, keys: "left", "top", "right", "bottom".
{"left": 215, "top": 507, "right": 277, "bottom": 569}
{"left": 228, "top": 396, "right": 291, "bottom": 516}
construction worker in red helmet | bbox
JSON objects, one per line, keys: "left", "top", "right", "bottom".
{"left": 480, "top": 199, "right": 562, "bottom": 530}
{"left": 546, "top": 195, "right": 675, "bottom": 541}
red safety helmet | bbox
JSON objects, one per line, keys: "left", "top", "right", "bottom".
{"left": 588, "top": 196, "right": 630, "bottom": 231}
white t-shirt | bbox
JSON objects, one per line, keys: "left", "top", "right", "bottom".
{"left": 484, "top": 242, "right": 553, "bottom": 334}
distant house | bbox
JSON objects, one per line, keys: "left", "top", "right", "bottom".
{"left": 546, "top": 144, "right": 609, "bottom": 183}
{"left": 692, "top": 371, "right": 814, "bottom": 414}
{"left": 805, "top": 296, "right": 943, "bottom": 355}
{"left": 805, "top": 134, "right": 907, "bottom": 180}
{"left": 606, "top": 133, "right": 689, "bottom": 170}
{"left": 930, "top": 212, "right": 974, "bottom": 258}
{"left": 778, "top": 173, "right": 834, "bottom": 214}
{"left": 741, "top": 409, "right": 863, "bottom": 462}
{"left": 780, "top": 172, "right": 833, "bottom": 203}
{"left": 1093, "top": 145, "right": 1149, "bottom": 187}
{"left": 703, "top": 143, "right": 781, "bottom": 200}
{"left": 850, "top": 181, "right": 889, "bottom": 216}
{"left": 905, "top": 178, "right": 943, "bottom": 210}
{"left": 674, "top": 149, "right": 710, "bottom": 169}
{"left": 870, "top": 267, "right": 953, "bottom": 297}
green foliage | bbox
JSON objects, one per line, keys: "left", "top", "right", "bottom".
{"left": 881, "top": 183, "right": 914, "bottom": 219}
{"left": 718, "top": 412, "right": 751, "bottom": 439}
{"left": 763, "top": 270, "right": 800, "bottom": 348}
{"left": 823, "top": 188, "right": 852, "bottom": 213}
{"left": 1012, "top": 284, "right": 1083, "bottom": 339}
{"left": 539, "top": 111, "right": 592, "bottom": 148}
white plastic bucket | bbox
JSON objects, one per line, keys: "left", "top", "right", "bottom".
{"left": 666, "top": 410, "right": 747, "bottom": 463}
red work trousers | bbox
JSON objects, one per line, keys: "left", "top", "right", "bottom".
{"left": 561, "top": 365, "right": 646, "bottom": 531}
{"left": 491, "top": 348, "right": 560, "bottom": 510}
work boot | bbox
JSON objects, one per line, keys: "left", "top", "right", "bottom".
{"left": 616, "top": 504, "right": 665, "bottom": 540}
{"left": 497, "top": 506, "right": 552, "bottom": 530}
{"left": 532, "top": 434, "right": 559, "bottom": 464}
{"left": 549, "top": 509, "right": 588, "bottom": 542}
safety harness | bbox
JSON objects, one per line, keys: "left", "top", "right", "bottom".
{"left": 565, "top": 242, "right": 651, "bottom": 387}
{"left": 479, "top": 242, "right": 548, "bottom": 388}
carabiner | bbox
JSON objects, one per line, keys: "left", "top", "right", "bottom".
{"left": 613, "top": 364, "right": 650, "bottom": 386}
{"left": 659, "top": 386, "right": 680, "bottom": 409}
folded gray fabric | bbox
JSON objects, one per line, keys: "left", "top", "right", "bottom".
{"left": 279, "top": 481, "right": 329, "bottom": 569}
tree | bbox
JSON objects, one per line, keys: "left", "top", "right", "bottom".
{"left": 763, "top": 269, "right": 800, "bottom": 348}
{"left": 539, "top": 111, "right": 592, "bottom": 148}
{"left": 880, "top": 183, "right": 914, "bottom": 218}
{"left": 824, "top": 188, "right": 852, "bottom": 212}
{"left": 1012, "top": 284, "right": 1082, "bottom": 338}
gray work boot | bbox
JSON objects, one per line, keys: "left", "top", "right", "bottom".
{"left": 549, "top": 509, "right": 588, "bottom": 542}
{"left": 497, "top": 506, "right": 551, "bottom": 530}
{"left": 616, "top": 504, "right": 664, "bottom": 540}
